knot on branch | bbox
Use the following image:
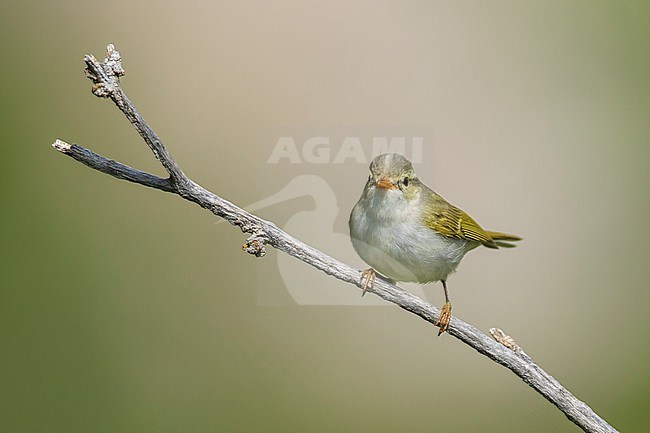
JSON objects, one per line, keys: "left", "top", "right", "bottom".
{"left": 84, "top": 44, "right": 124, "bottom": 98}
{"left": 489, "top": 328, "right": 522, "bottom": 353}
{"left": 242, "top": 231, "right": 268, "bottom": 258}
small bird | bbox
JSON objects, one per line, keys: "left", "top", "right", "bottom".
{"left": 349, "top": 154, "right": 521, "bottom": 335}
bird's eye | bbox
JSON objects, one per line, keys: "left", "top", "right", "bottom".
{"left": 402, "top": 177, "right": 409, "bottom": 187}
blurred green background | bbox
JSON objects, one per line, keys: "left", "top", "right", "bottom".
{"left": 1, "top": 1, "right": 648, "bottom": 432}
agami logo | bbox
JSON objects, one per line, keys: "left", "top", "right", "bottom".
{"left": 268, "top": 136, "right": 424, "bottom": 164}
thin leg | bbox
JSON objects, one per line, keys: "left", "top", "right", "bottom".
{"left": 434, "top": 280, "right": 452, "bottom": 336}
{"left": 442, "top": 279, "right": 450, "bottom": 304}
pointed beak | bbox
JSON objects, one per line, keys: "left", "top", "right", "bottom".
{"left": 375, "top": 177, "right": 397, "bottom": 190}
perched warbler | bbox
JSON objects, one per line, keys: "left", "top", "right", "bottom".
{"left": 349, "top": 154, "right": 520, "bottom": 335}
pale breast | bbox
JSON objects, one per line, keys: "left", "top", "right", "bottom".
{"left": 350, "top": 191, "right": 476, "bottom": 283}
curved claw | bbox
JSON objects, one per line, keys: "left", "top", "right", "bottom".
{"left": 360, "top": 268, "right": 376, "bottom": 297}
{"left": 434, "top": 302, "right": 452, "bottom": 336}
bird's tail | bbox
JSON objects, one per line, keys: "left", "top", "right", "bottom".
{"left": 485, "top": 231, "right": 522, "bottom": 248}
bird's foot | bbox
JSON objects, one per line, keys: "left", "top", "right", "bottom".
{"left": 434, "top": 302, "right": 452, "bottom": 336}
{"left": 360, "top": 268, "right": 376, "bottom": 297}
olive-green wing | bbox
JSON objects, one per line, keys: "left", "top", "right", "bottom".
{"left": 423, "top": 195, "right": 521, "bottom": 249}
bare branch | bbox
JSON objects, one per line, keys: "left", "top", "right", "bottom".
{"left": 83, "top": 44, "right": 185, "bottom": 184}
{"left": 52, "top": 44, "right": 618, "bottom": 433}
{"left": 52, "top": 139, "right": 174, "bottom": 192}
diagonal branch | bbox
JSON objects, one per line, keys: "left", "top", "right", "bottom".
{"left": 52, "top": 44, "right": 617, "bottom": 433}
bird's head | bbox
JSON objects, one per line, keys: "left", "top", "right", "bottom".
{"left": 366, "top": 153, "right": 420, "bottom": 200}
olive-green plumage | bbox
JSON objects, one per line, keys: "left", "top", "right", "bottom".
{"left": 422, "top": 189, "right": 521, "bottom": 249}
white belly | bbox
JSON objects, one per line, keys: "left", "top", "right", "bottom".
{"left": 349, "top": 192, "right": 477, "bottom": 283}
